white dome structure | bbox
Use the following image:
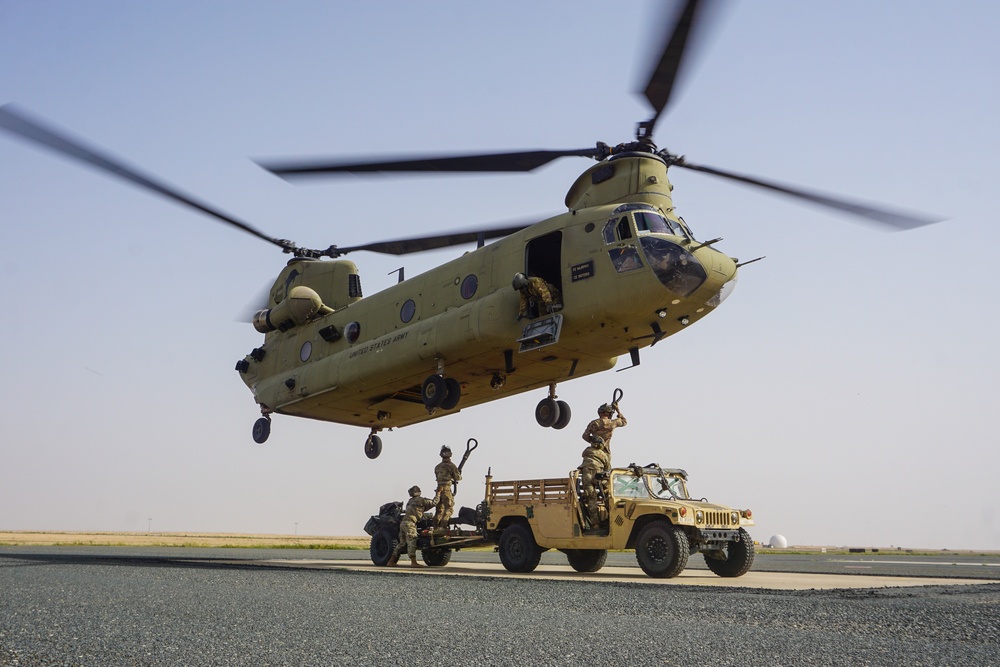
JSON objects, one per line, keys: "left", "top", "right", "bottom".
{"left": 768, "top": 534, "right": 788, "bottom": 549}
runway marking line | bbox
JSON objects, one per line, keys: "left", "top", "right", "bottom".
{"left": 199, "top": 558, "right": 996, "bottom": 590}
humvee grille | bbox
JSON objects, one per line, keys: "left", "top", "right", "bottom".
{"left": 705, "top": 511, "right": 731, "bottom": 526}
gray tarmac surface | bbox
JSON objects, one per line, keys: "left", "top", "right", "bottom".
{"left": 1, "top": 546, "right": 998, "bottom": 666}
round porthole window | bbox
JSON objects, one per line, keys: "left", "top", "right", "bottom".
{"left": 345, "top": 321, "right": 361, "bottom": 344}
{"left": 461, "top": 274, "right": 478, "bottom": 299}
{"left": 400, "top": 299, "right": 416, "bottom": 323}
{"left": 299, "top": 340, "right": 312, "bottom": 362}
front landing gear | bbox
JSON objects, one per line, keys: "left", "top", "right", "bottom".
{"left": 365, "top": 430, "right": 383, "bottom": 459}
{"left": 252, "top": 412, "right": 272, "bottom": 444}
{"left": 535, "top": 384, "right": 571, "bottom": 430}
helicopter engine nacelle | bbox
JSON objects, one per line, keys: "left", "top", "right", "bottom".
{"left": 253, "top": 285, "right": 332, "bottom": 334}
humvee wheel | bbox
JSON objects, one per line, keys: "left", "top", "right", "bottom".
{"left": 704, "top": 527, "right": 755, "bottom": 577}
{"left": 369, "top": 527, "right": 398, "bottom": 566}
{"left": 552, "top": 400, "right": 572, "bottom": 430}
{"left": 252, "top": 417, "right": 271, "bottom": 444}
{"left": 364, "top": 434, "right": 383, "bottom": 459}
{"left": 565, "top": 548, "right": 607, "bottom": 572}
{"left": 635, "top": 521, "right": 689, "bottom": 578}
{"left": 421, "top": 548, "right": 453, "bottom": 567}
{"left": 498, "top": 523, "right": 542, "bottom": 573}
{"left": 534, "top": 398, "right": 560, "bottom": 428}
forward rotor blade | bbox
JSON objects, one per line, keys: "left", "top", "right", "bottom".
{"left": 260, "top": 148, "right": 602, "bottom": 179}
{"left": 639, "top": 0, "right": 720, "bottom": 136}
{"left": 675, "top": 159, "right": 945, "bottom": 230}
{"left": 0, "top": 104, "right": 296, "bottom": 252}
{"left": 334, "top": 220, "right": 540, "bottom": 256}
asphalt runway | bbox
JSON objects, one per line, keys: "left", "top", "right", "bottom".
{"left": 2, "top": 546, "right": 998, "bottom": 666}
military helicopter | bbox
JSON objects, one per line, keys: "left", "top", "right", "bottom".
{"left": 0, "top": 0, "right": 940, "bottom": 459}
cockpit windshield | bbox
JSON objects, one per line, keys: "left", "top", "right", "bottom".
{"left": 611, "top": 472, "right": 690, "bottom": 500}
{"left": 635, "top": 211, "right": 685, "bottom": 237}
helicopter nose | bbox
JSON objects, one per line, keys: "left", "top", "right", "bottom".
{"left": 703, "top": 251, "right": 738, "bottom": 308}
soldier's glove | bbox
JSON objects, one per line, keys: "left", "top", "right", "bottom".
{"left": 594, "top": 471, "right": 608, "bottom": 481}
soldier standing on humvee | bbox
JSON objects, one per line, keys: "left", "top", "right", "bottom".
{"left": 389, "top": 485, "right": 437, "bottom": 567}
{"left": 432, "top": 445, "right": 462, "bottom": 528}
{"left": 578, "top": 435, "right": 611, "bottom": 526}
{"left": 581, "top": 402, "right": 627, "bottom": 460}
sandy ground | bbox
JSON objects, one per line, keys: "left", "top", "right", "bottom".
{"left": 0, "top": 531, "right": 369, "bottom": 549}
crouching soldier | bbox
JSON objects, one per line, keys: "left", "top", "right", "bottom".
{"left": 578, "top": 436, "right": 611, "bottom": 527}
{"left": 389, "top": 485, "right": 436, "bottom": 567}
{"left": 433, "top": 445, "right": 462, "bottom": 529}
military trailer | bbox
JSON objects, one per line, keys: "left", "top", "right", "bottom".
{"left": 363, "top": 463, "right": 755, "bottom": 578}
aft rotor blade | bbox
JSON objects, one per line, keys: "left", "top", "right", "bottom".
{"left": 639, "top": 0, "right": 720, "bottom": 136}
{"left": 334, "top": 220, "right": 539, "bottom": 256}
{"left": 0, "top": 104, "right": 296, "bottom": 253}
{"left": 260, "top": 148, "right": 602, "bottom": 179}
{"left": 675, "top": 159, "right": 945, "bottom": 230}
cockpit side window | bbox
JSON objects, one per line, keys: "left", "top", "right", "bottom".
{"left": 602, "top": 219, "right": 618, "bottom": 244}
{"left": 603, "top": 216, "right": 633, "bottom": 244}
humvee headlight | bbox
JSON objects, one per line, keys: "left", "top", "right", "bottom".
{"left": 695, "top": 510, "right": 704, "bottom": 523}
{"left": 743, "top": 509, "right": 752, "bottom": 519}
{"left": 731, "top": 511, "right": 739, "bottom": 525}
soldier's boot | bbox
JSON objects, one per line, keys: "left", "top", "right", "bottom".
{"left": 409, "top": 556, "right": 423, "bottom": 568}
{"left": 388, "top": 548, "right": 401, "bottom": 566}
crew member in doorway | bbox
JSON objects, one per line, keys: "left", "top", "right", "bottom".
{"left": 513, "top": 273, "right": 561, "bottom": 320}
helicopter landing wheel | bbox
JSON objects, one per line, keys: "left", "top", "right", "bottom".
{"left": 421, "top": 375, "right": 447, "bottom": 409}
{"left": 252, "top": 417, "right": 271, "bottom": 444}
{"left": 552, "top": 400, "right": 572, "bottom": 429}
{"left": 440, "top": 378, "right": 462, "bottom": 410}
{"left": 535, "top": 398, "right": 561, "bottom": 428}
{"left": 364, "top": 434, "right": 383, "bottom": 459}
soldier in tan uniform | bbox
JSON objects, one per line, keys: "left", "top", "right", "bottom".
{"left": 581, "top": 402, "right": 627, "bottom": 460}
{"left": 389, "top": 485, "right": 437, "bottom": 567}
{"left": 578, "top": 435, "right": 611, "bottom": 526}
{"left": 432, "top": 446, "right": 462, "bottom": 529}
{"left": 513, "top": 273, "right": 561, "bottom": 320}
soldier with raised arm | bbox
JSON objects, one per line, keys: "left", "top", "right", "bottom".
{"left": 432, "top": 445, "right": 462, "bottom": 529}
{"left": 581, "top": 402, "right": 627, "bottom": 462}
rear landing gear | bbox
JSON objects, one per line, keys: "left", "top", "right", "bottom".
{"left": 421, "top": 360, "right": 462, "bottom": 412}
{"left": 365, "top": 430, "right": 383, "bottom": 459}
{"left": 535, "top": 384, "right": 571, "bottom": 429}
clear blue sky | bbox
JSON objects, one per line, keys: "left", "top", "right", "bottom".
{"left": 2, "top": 1, "right": 998, "bottom": 549}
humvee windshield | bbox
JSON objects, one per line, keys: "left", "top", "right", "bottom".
{"left": 612, "top": 472, "right": 689, "bottom": 500}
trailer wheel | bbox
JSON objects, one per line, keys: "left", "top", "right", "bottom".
{"left": 369, "top": 526, "right": 398, "bottom": 566}
{"left": 498, "top": 523, "right": 541, "bottom": 573}
{"left": 421, "top": 548, "right": 453, "bottom": 567}
{"left": 565, "top": 548, "right": 607, "bottom": 572}
{"left": 635, "top": 521, "right": 689, "bottom": 578}
{"left": 704, "top": 527, "right": 755, "bottom": 577}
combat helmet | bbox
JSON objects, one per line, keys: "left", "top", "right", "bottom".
{"left": 511, "top": 272, "right": 529, "bottom": 291}
{"left": 408, "top": 485, "right": 421, "bottom": 496}
{"left": 440, "top": 445, "right": 452, "bottom": 458}
{"left": 598, "top": 403, "right": 614, "bottom": 415}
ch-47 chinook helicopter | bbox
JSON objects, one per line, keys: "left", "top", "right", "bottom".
{"left": 0, "top": 1, "right": 941, "bottom": 459}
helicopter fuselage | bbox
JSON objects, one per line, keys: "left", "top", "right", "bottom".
{"left": 237, "top": 154, "right": 738, "bottom": 432}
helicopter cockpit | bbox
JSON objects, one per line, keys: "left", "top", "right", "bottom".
{"left": 603, "top": 203, "right": 707, "bottom": 297}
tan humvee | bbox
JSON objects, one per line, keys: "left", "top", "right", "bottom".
{"left": 483, "top": 464, "right": 755, "bottom": 578}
